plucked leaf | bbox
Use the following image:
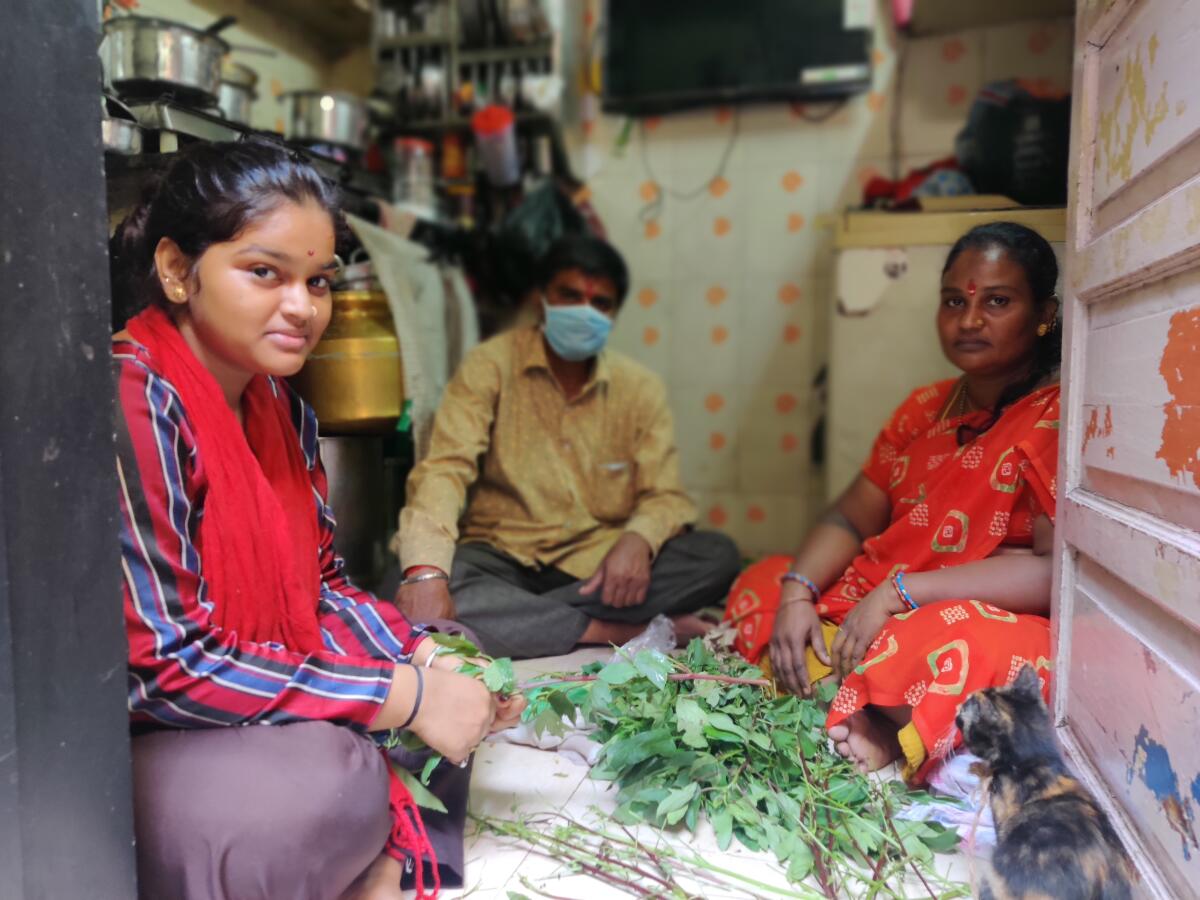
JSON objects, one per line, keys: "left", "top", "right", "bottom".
{"left": 482, "top": 657, "right": 516, "bottom": 694}
{"left": 428, "top": 631, "right": 481, "bottom": 655}
{"left": 632, "top": 649, "right": 673, "bottom": 688}
{"left": 390, "top": 763, "right": 447, "bottom": 814}
{"left": 598, "top": 660, "right": 639, "bottom": 685}
{"left": 419, "top": 754, "right": 441, "bottom": 785}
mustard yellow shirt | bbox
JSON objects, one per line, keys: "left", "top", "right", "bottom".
{"left": 396, "top": 324, "right": 696, "bottom": 578}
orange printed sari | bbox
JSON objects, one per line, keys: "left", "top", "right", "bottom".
{"left": 724, "top": 379, "right": 1060, "bottom": 782}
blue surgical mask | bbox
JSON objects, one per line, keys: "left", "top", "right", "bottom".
{"left": 542, "top": 298, "right": 613, "bottom": 361}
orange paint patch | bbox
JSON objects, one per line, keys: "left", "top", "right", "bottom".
{"left": 1082, "top": 405, "right": 1114, "bottom": 453}
{"left": 709, "top": 431, "right": 727, "bottom": 451}
{"left": 941, "top": 38, "right": 966, "bottom": 63}
{"left": 644, "top": 219, "right": 661, "bottom": 240}
{"left": 1106, "top": 446, "right": 1116, "bottom": 459}
{"left": 715, "top": 106, "right": 734, "bottom": 124}
{"left": 705, "top": 392, "right": 725, "bottom": 413}
{"left": 747, "top": 505, "right": 766, "bottom": 523}
{"left": 708, "top": 506, "right": 728, "bottom": 527}
{"left": 637, "top": 287, "right": 658, "bottom": 308}
{"left": 787, "top": 213, "right": 806, "bottom": 233}
{"left": 947, "top": 84, "right": 968, "bottom": 106}
{"left": 270, "top": 78, "right": 284, "bottom": 98}
{"left": 711, "top": 325, "right": 730, "bottom": 345}
{"left": 783, "top": 324, "right": 802, "bottom": 343}
{"left": 778, "top": 283, "right": 802, "bottom": 305}
{"left": 867, "top": 91, "right": 886, "bottom": 113}
{"left": 583, "top": 8, "right": 595, "bottom": 27}
{"left": 706, "top": 285, "right": 728, "bottom": 306}
{"left": 642, "top": 326, "right": 660, "bottom": 346}
{"left": 1156, "top": 307, "right": 1200, "bottom": 487}
{"left": 775, "top": 393, "right": 798, "bottom": 414}
{"left": 639, "top": 181, "right": 659, "bottom": 202}
{"left": 274, "top": 117, "right": 286, "bottom": 134}
{"left": 781, "top": 171, "right": 804, "bottom": 192}
{"left": 781, "top": 433, "right": 800, "bottom": 453}
{"left": 643, "top": 116, "right": 662, "bottom": 132}
{"left": 713, "top": 217, "right": 732, "bottom": 237}
{"left": 1028, "top": 26, "right": 1054, "bottom": 55}
{"left": 871, "top": 48, "right": 887, "bottom": 66}
{"left": 709, "top": 176, "right": 730, "bottom": 197}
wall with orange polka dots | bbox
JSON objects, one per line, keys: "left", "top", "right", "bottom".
{"left": 568, "top": 1, "right": 1073, "bottom": 558}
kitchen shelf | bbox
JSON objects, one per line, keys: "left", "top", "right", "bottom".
{"left": 457, "top": 41, "right": 553, "bottom": 65}
{"left": 903, "top": 0, "right": 1075, "bottom": 35}
{"left": 377, "top": 34, "right": 453, "bottom": 51}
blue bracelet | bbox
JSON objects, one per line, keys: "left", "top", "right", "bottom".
{"left": 780, "top": 571, "right": 820, "bottom": 598}
{"left": 891, "top": 571, "right": 919, "bottom": 611}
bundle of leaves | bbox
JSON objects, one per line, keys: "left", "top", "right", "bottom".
{"left": 523, "top": 640, "right": 965, "bottom": 897}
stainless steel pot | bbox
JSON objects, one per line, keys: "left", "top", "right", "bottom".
{"left": 102, "top": 15, "right": 231, "bottom": 106}
{"left": 101, "top": 95, "right": 142, "bottom": 155}
{"left": 281, "top": 91, "right": 369, "bottom": 150}
{"left": 218, "top": 60, "right": 258, "bottom": 125}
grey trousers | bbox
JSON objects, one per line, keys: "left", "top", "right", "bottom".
{"left": 133, "top": 694, "right": 473, "bottom": 898}
{"left": 446, "top": 530, "right": 741, "bottom": 659}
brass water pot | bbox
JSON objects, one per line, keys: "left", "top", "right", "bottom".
{"left": 290, "top": 290, "right": 404, "bottom": 434}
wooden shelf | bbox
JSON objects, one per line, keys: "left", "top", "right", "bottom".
{"left": 905, "top": 0, "right": 1075, "bottom": 36}
{"left": 457, "top": 41, "right": 553, "bottom": 65}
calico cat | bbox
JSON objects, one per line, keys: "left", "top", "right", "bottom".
{"left": 956, "top": 665, "right": 1135, "bottom": 900}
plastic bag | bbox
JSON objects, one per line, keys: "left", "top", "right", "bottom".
{"left": 607, "top": 614, "right": 676, "bottom": 662}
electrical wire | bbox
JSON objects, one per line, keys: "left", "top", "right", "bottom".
{"left": 636, "top": 107, "right": 741, "bottom": 223}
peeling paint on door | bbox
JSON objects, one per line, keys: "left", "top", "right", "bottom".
{"left": 1127, "top": 725, "right": 1199, "bottom": 859}
{"left": 1156, "top": 307, "right": 1200, "bottom": 487}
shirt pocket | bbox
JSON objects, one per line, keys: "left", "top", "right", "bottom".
{"left": 590, "top": 460, "right": 637, "bottom": 522}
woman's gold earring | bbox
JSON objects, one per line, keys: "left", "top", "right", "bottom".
{"left": 1037, "top": 323, "right": 1049, "bottom": 337}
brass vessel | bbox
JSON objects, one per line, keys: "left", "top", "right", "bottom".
{"left": 290, "top": 290, "right": 404, "bottom": 434}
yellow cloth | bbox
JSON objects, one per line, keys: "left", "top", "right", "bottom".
{"left": 396, "top": 325, "right": 696, "bottom": 578}
{"left": 769, "top": 620, "right": 929, "bottom": 781}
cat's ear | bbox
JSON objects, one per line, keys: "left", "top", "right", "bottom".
{"left": 1012, "top": 664, "right": 1042, "bottom": 702}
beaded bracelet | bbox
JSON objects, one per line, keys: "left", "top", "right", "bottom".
{"left": 398, "top": 665, "right": 424, "bottom": 730}
{"left": 891, "top": 571, "right": 919, "bottom": 611}
{"left": 780, "top": 571, "right": 820, "bottom": 599}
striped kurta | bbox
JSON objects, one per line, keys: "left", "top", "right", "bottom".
{"left": 114, "top": 338, "right": 426, "bottom": 732}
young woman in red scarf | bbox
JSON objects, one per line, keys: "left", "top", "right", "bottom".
{"left": 724, "top": 222, "right": 1061, "bottom": 784}
{"left": 110, "top": 141, "right": 522, "bottom": 900}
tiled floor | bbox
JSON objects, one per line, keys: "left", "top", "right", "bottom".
{"left": 416, "top": 648, "right": 976, "bottom": 898}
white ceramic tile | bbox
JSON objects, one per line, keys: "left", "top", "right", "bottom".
{"left": 898, "top": 30, "right": 985, "bottom": 156}
{"left": 980, "top": 18, "right": 1073, "bottom": 92}
{"left": 586, "top": 172, "right": 676, "bottom": 282}
{"left": 670, "top": 384, "right": 743, "bottom": 493}
{"left": 737, "top": 289, "right": 817, "bottom": 391}
{"left": 665, "top": 164, "right": 749, "bottom": 282}
{"left": 609, "top": 277, "right": 674, "bottom": 379}
{"left": 667, "top": 279, "right": 742, "bottom": 386}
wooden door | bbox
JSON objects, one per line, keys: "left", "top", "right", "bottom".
{"left": 1057, "top": 0, "right": 1200, "bottom": 896}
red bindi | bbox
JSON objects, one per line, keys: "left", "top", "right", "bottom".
{"left": 966, "top": 280, "right": 977, "bottom": 297}
{"left": 307, "top": 249, "right": 315, "bottom": 256}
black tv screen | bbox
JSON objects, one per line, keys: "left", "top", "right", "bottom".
{"left": 602, "top": 0, "right": 872, "bottom": 116}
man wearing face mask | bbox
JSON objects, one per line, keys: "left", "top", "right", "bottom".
{"left": 392, "top": 236, "right": 740, "bottom": 658}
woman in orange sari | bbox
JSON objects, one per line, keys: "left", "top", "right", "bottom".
{"left": 725, "top": 222, "right": 1061, "bottom": 782}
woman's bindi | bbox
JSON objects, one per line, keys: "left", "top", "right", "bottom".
{"left": 307, "top": 249, "right": 315, "bottom": 256}
{"left": 967, "top": 280, "right": 977, "bottom": 297}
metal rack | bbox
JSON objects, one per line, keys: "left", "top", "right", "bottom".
{"left": 370, "top": 0, "right": 557, "bottom": 130}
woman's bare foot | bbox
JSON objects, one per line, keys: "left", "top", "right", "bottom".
{"left": 340, "top": 853, "right": 404, "bottom": 900}
{"left": 670, "top": 612, "right": 718, "bottom": 645}
{"left": 828, "top": 710, "right": 901, "bottom": 773}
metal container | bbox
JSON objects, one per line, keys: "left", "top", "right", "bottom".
{"left": 318, "top": 436, "right": 388, "bottom": 585}
{"left": 217, "top": 60, "right": 258, "bottom": 125}
{"left": 101, "top": 97, "right": 142, "bottom": 155}
{"left": 281, "top": 91, "right": 369, "bottom": 151}
{"left": 289, "top": 290, "right": 404, "bottom": 434}
{"left": 102, "top": 15, "right": 230, "bottom": 106}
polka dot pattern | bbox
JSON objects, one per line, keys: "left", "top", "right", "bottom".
{"left": 706, "top": 285, "right": 728, "bottom": 306}
{"left": 637, "top": 288, "right": 658, "bottom": 308}
{"left": 778, "top": 284, "right": 802, "bottom": 305}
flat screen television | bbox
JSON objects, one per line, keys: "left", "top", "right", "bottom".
{"left": 602, "top": 0, "right": 873, "bottom": 116}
